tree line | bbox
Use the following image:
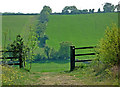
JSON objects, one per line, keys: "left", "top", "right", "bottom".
{"left": 53, "top": 2, "right": 120, "bottom": 15}
{"left": 2, "top": 12, "right": 39, "bottom": 15}
{"left": 2, "top": 2, "right": 120, "bottom": 15}
{"left": 35, "top": 6, "right": 72, "bottom": 61}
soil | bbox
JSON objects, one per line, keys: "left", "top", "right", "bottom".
{"left": 34, "top": 72, "right": 84, "bottom": 85}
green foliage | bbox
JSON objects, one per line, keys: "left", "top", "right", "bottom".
{"left": 103, "top": 3, "right": 115, "bottom": 12}
{"left": 62, "top": 6, "right": 78, "bottom": 14}
{"left": 34, "top": 41, "right": 72, "bottom": 60}
{"left": 49, "top": 48, "right": 58, "bottom": 59}
{"left": 39, "top": 6, "right": 52, "bottom": 23}
{"left": 25, "top": 25, "right": 39, "bottom": 71}
{"left": 40, "top": 6, "right": 52, "bottom": 14}
{"left": 97, "top": 8, "right": 101, "bottom": 13}
{"left": 8, "top": 35, "right": 29, "bottom": 65}
{"left": 36, "top": 22, "right": 46, "bottom": 37}
{"left": 36, "top": 6, "right": 51, "bottom": 47}
{"left": 95, "top": 24, "right": 119, "bottom": 66}
{"left": 58, "top": 41, "right": 72, "bottom": 59}
{"left": 44, "top": 45, "right": 51, "bottom": 59}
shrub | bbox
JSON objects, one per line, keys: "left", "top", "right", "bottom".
{"left": 95, "top": 24, "right": 120, "bottom": 66}
{"left": 58, "top": 41, "right": 72, "bottom": 60}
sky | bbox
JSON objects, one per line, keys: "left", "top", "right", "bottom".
{"left": 0, "top": 0, "right": 119, "bottom": 13}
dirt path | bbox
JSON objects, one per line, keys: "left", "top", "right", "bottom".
{"left": 34, "top": 72, "right": 84, "bottom": 85}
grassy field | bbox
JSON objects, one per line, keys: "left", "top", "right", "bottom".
{"left": 31, "top": 60, "right": 70, "bottom": 72}
{"left": 30, "top": 60, "right": 92, "bottom": 72}
{"left": 2, "top": 13, "right": 118, "bottom": 50}
{"left": 2, "top": 15, "right": 38, "bottom": 48}
{"left": 46, "top": 13, "right": 118, "bottom": 50}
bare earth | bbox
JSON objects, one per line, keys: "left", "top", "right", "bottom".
{"left": 34, "top": 72, "right": 84, "bottom": 85}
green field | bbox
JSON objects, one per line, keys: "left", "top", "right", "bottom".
{"left": 2, "top": 15, "right": 38, "bottom": 47}
{"left": 31, "top": 60, "right": 70, "bottom": 72}
{"left": 2, "top": 13, "right": 118, "bottom": 50}
{"left": 46, "top": 13, "right": 118, "bottom": 50}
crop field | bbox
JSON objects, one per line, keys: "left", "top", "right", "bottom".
{"left": 2, "top": 15, "right": 38, "bottom": 48}
{"left": 46, "top": 13, "right": 118, "bottom": 50}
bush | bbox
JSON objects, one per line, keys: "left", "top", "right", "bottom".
{"left": 58, "top": 41, "right": 72, "bottom": 60}
{"left": 95, "top": 24, "right": 120, "bottom": 66}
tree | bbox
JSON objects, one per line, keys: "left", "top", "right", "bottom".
{"left": 95, "top": 24, "right": 119, "bottom": 66}
{"left": 115, "top": 4, "right": 120, "bottom": 12}
{"left": 37, "top": 6, "right": 51, "bottom": 48}
{"left": 26, "top": 25, "right": 39, "bottom": 71}
{"left": 82, "top": 9, "right": 88, "bottom": 14}
{"left": 9, "top": 35, "right": 30, "bottom": 68}
{"left": 44, "top": 46, "right": 51, "bottom": 59}
{"left": 58, "top": 41, "right": 72, "bottom": 60}
{"left": 62, "top": 6, "right": 78, "bottom": 14}
{"left": 89, "top": 9, "right": 92, "bottom": 13}
{"left": 41, "top": 6, "right": 52, "bottom": 14}
{"left": 103, "top": 3, "right": 115, "bottom": 12}
{"left": 97, "top": 8, "right": 101, "bottom": 13}
{"left": 38, "top": 35, "right": 49, "bottom": 47}
{"left": 39, "top": 6, "right": 52, "bottom": 23}
{"left": 91, "top": 9, "right": 95, "bottom": 13}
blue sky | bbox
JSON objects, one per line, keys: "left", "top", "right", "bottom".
{"left": 0, "top": 0, "right": 119, "bottom": 13}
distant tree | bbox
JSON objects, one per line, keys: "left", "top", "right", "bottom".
{"left": 39, "top": 6, "right": 52, "bottom": 23}
{"left": 40, "top": 6, "right": 52, "bottom": 14}
{"left": 103, "top": 3, "right": 115, "bottom": 12}
{"left": 115, "top": 4, "right": 120, "bottom": 12}
{"left": 91, "top": 9, "right": 95, "bottom": 13}
{"left": 82, "top": 9, "right": 88, "bottom": 14}
{"left": 97, "top": 8, "right": 101, "bottom": 13}
{"left": 89, "top": 9, "right": 92, "bottom": 13}
{"left": 36, "top": 6, "right": 51, "bottom": 48}
{"left": 49, "top": 48, "right": 58, "bottom": 59}
{"left": 58, "top": 41, "right": 72, "bottom": 60}
{"left": 62, "top": 9, "right": 69, "bottom": 14}
{"left": 38, "top": 35, "right": 49, "bottom": 47}
{"left": 71, "top": 10, "right": 80, "bottom": 14}
{"left": 62, "top": 6, "right": 78, "bottom": 14}
{"left": 44, "top": 46, "right": 51, "bottom": 59}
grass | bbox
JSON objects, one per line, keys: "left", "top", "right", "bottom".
{"left": 46, "top": 13, "right": 118, "bottom": 50}
{"left": 62, "top": 62, "right": 119, "bottom": 85}
{"left": 31, "top": 60, "right": 70, "bottom": 72}
{"left": 2, "top": 15, "right": 38, "bottom": 48}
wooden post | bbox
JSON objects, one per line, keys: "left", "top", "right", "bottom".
{"left": 70, "top": 46, "right": 75, "bottom": 71}
{"left": 19, "top": 50, "right": 23, "bottom": 68}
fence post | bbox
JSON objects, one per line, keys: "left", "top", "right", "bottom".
{"left": 19, "top": 50, "right": 23, "bottom": 68}
{"left": 70, "top": 46, "right": 75, "bottom": 71}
